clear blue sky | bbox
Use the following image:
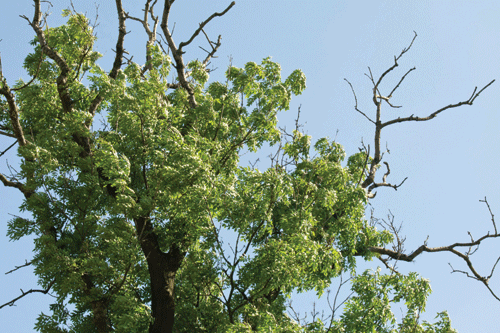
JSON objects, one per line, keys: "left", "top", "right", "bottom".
{"left": 1, "top": 1, "right": 499, "bottom": 331}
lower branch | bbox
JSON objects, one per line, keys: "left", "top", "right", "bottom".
{"left": 0, "top": 279, "right": 55, "bottom": 310}
{"left": 368, "top": 197, "right": 500, "bottom": 301}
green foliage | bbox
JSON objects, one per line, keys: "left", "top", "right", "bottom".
{"left": 1, "top": 9, "right": 456, "bottom": 333}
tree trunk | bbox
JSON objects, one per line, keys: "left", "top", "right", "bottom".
{"left": 134, "top": 216, "right": 186, "bottom": 333}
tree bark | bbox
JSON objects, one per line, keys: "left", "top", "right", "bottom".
{"left": 134, "top": 216, "right": 186, "bottom": 333}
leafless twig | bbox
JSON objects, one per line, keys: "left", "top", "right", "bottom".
{"left": 0, "top": 279, "right": 55, "bottom": 309}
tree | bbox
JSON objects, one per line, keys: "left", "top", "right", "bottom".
{"left": 0, "top": 1, "right": 495, "bottom": 332}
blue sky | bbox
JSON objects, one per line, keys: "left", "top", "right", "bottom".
{"left": 1, "top": 0, "right": 500, "bottom": 331}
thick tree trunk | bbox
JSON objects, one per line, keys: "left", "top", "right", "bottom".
{"left": 134, "top": 216, "right": 186, "bottom": 333}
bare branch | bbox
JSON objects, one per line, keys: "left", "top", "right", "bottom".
{"left": 367, "top": 200, "right": 500, "bottom": 298}
{"left": 480, "top": 197, "right": 497, "bottom": 234}
{"left": 368, "top": 230, "right": 500, "bottom": 286}
{"left": 387, "top": 66, "right": 415, "bottom": 100}
{"left": 381, "top": 79, "right": 495, "bottom": 128}
{"left": 0, "top": 279, "right": 55, "bottom": 309}
{"left": 366, "top": 162, "right": 407, "bottom": 196}
{"left": 348, "top": 32, "right": 494, "bottom": 197}
{"left": 126, "top": 0, "right": 160, "bottom": 76}
{"left": 178, "top": 2, "right": 235, "bottom": 51}
{"left": 200, "top": 29, "right": 222, "bottom": 68}
{"left": 161, "top": 1, "right": 235, "bottom": 117}
{"left": 326, "top": 274, "right": 354, "bottom": 330}
{"left": 374, "top": 31, "right": 417, "bottom": 94}
{"left": 5, "top": 260, "right": 32, "bottom": 275}
{"left": 0, "top": 140, "right": 17, "bottom": 157}
{"left": 375, "top": 94, "right": 402, "bottom": 108}
{"left": 356, "top": 143, "right": 370, "bottom": 187}
{"left": 161, "top": 2, "right": 197, "bottom": 110}
{"left": 344, "top": 78, "right": 375, "bottom": 124}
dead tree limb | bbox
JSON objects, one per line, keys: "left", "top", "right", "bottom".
{"left": 345, "top": 32, "right": 495, "bottom": 198}
{"left": 160, "top": 1, "right": 235, "bottom": 110}
{"left": 0, "top": 279, "right": 55, "bottom": 310}
{"left": 368, "top": 197, "right": 500, "bottom": 301}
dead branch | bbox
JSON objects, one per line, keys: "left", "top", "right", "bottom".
{"left": 5, "top": 260, "right": 32, "bottom": 275}
{"left": 125, "top": 0, "right": 160, "bottom": 76}
{"left": 178, "top": 2, "right": 235, "bottom": 51}
{"left": 346, "top": 32, "right": 495, "bottom": 198}
{"left": 161, "top": 2, "right": 196, "bottom": 110}
{"left": 0, "top": 140, "right": 17, "bottom": 157}
{"left": 368, "top": 198, "right": 500, "bottom": 301}
{"left": 381, "top": 79, "right": 495, "bottom": 128}
{"left": 387, "top": 67, "right": 415, "bottom": 101}
{"left": 200, "top": 28, "right": 222, "bottom": 68}
{"left": 373, "top": 31, "right": 417, "bottom": 96}
{"left": 344, "top": 78, "right": 375, "bottom": 124}
{"left": 480, "top": 196, "right": 497, "bottom": 234}
{"left": 161, "top": 1, "right": 235, "bottom": 111}
{"left": 325, "top": 274, "right": 354, "bottom": 330}
{"left": 366, "top": 162, "right": 408, "bottom": 196}
{"left": 0, "top": 279, "right": 55, "bottom": 309}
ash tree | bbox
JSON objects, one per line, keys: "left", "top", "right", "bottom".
{"left": 0, "top": 1, "right": 495, "bottom": 332}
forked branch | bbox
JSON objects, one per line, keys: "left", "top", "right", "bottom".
{"left": 368, "top": 197, "right": 500, "bottom": 301}
{"left": 346, "top": 32, "right": 495, "bottom": 198}
{"left": 160, "top": 1, "right": 235, "bottom": 110}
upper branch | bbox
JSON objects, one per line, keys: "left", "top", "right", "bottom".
{"left": 125, "top": 0, "right": 159, "bottom": 76}
{"left": 368, "top": 234, "right": 500, "bottom": 276}
{"left": 21, "top": 0, "right": 73, "bottom": 113}
{"left": 160, "top": 1, "right": 235, "bottom": 110}
{"left": 344, "top": 78, "right": 375, "bottom": 124}
{"left": 109, "top": 0, "right": 128, "bottom": 80}
{"left": 387, "top": 66, "right": 415, "bottom": 100}
{"left": 349, "top": 31, "right": 495, "bottom": 198}
{"left": 373, "top": 31, "right": 417, "bottom": 97}
{"left": 87, "top": 0, "right": 128, "bottom": 119}
{"left": 381, "top": 79, "right": 495, "bottom": 128}
{"left": 5, "top": 260, "right": 32, "bottom": 275}
{"left": 178, "top": 2, "right": 235, "bottom": 51}
{"left": 365, "top": 162, "right": 407, "bottom": 196}
{"left": 200, "top": 29, "right": 222, "bottom": 68}
{"left": 160, "top": 3, "right": 196, "bottom": 109}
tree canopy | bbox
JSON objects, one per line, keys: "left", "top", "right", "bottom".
{"left": 0, "top": 1, "right": 495, "bottom": 332}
